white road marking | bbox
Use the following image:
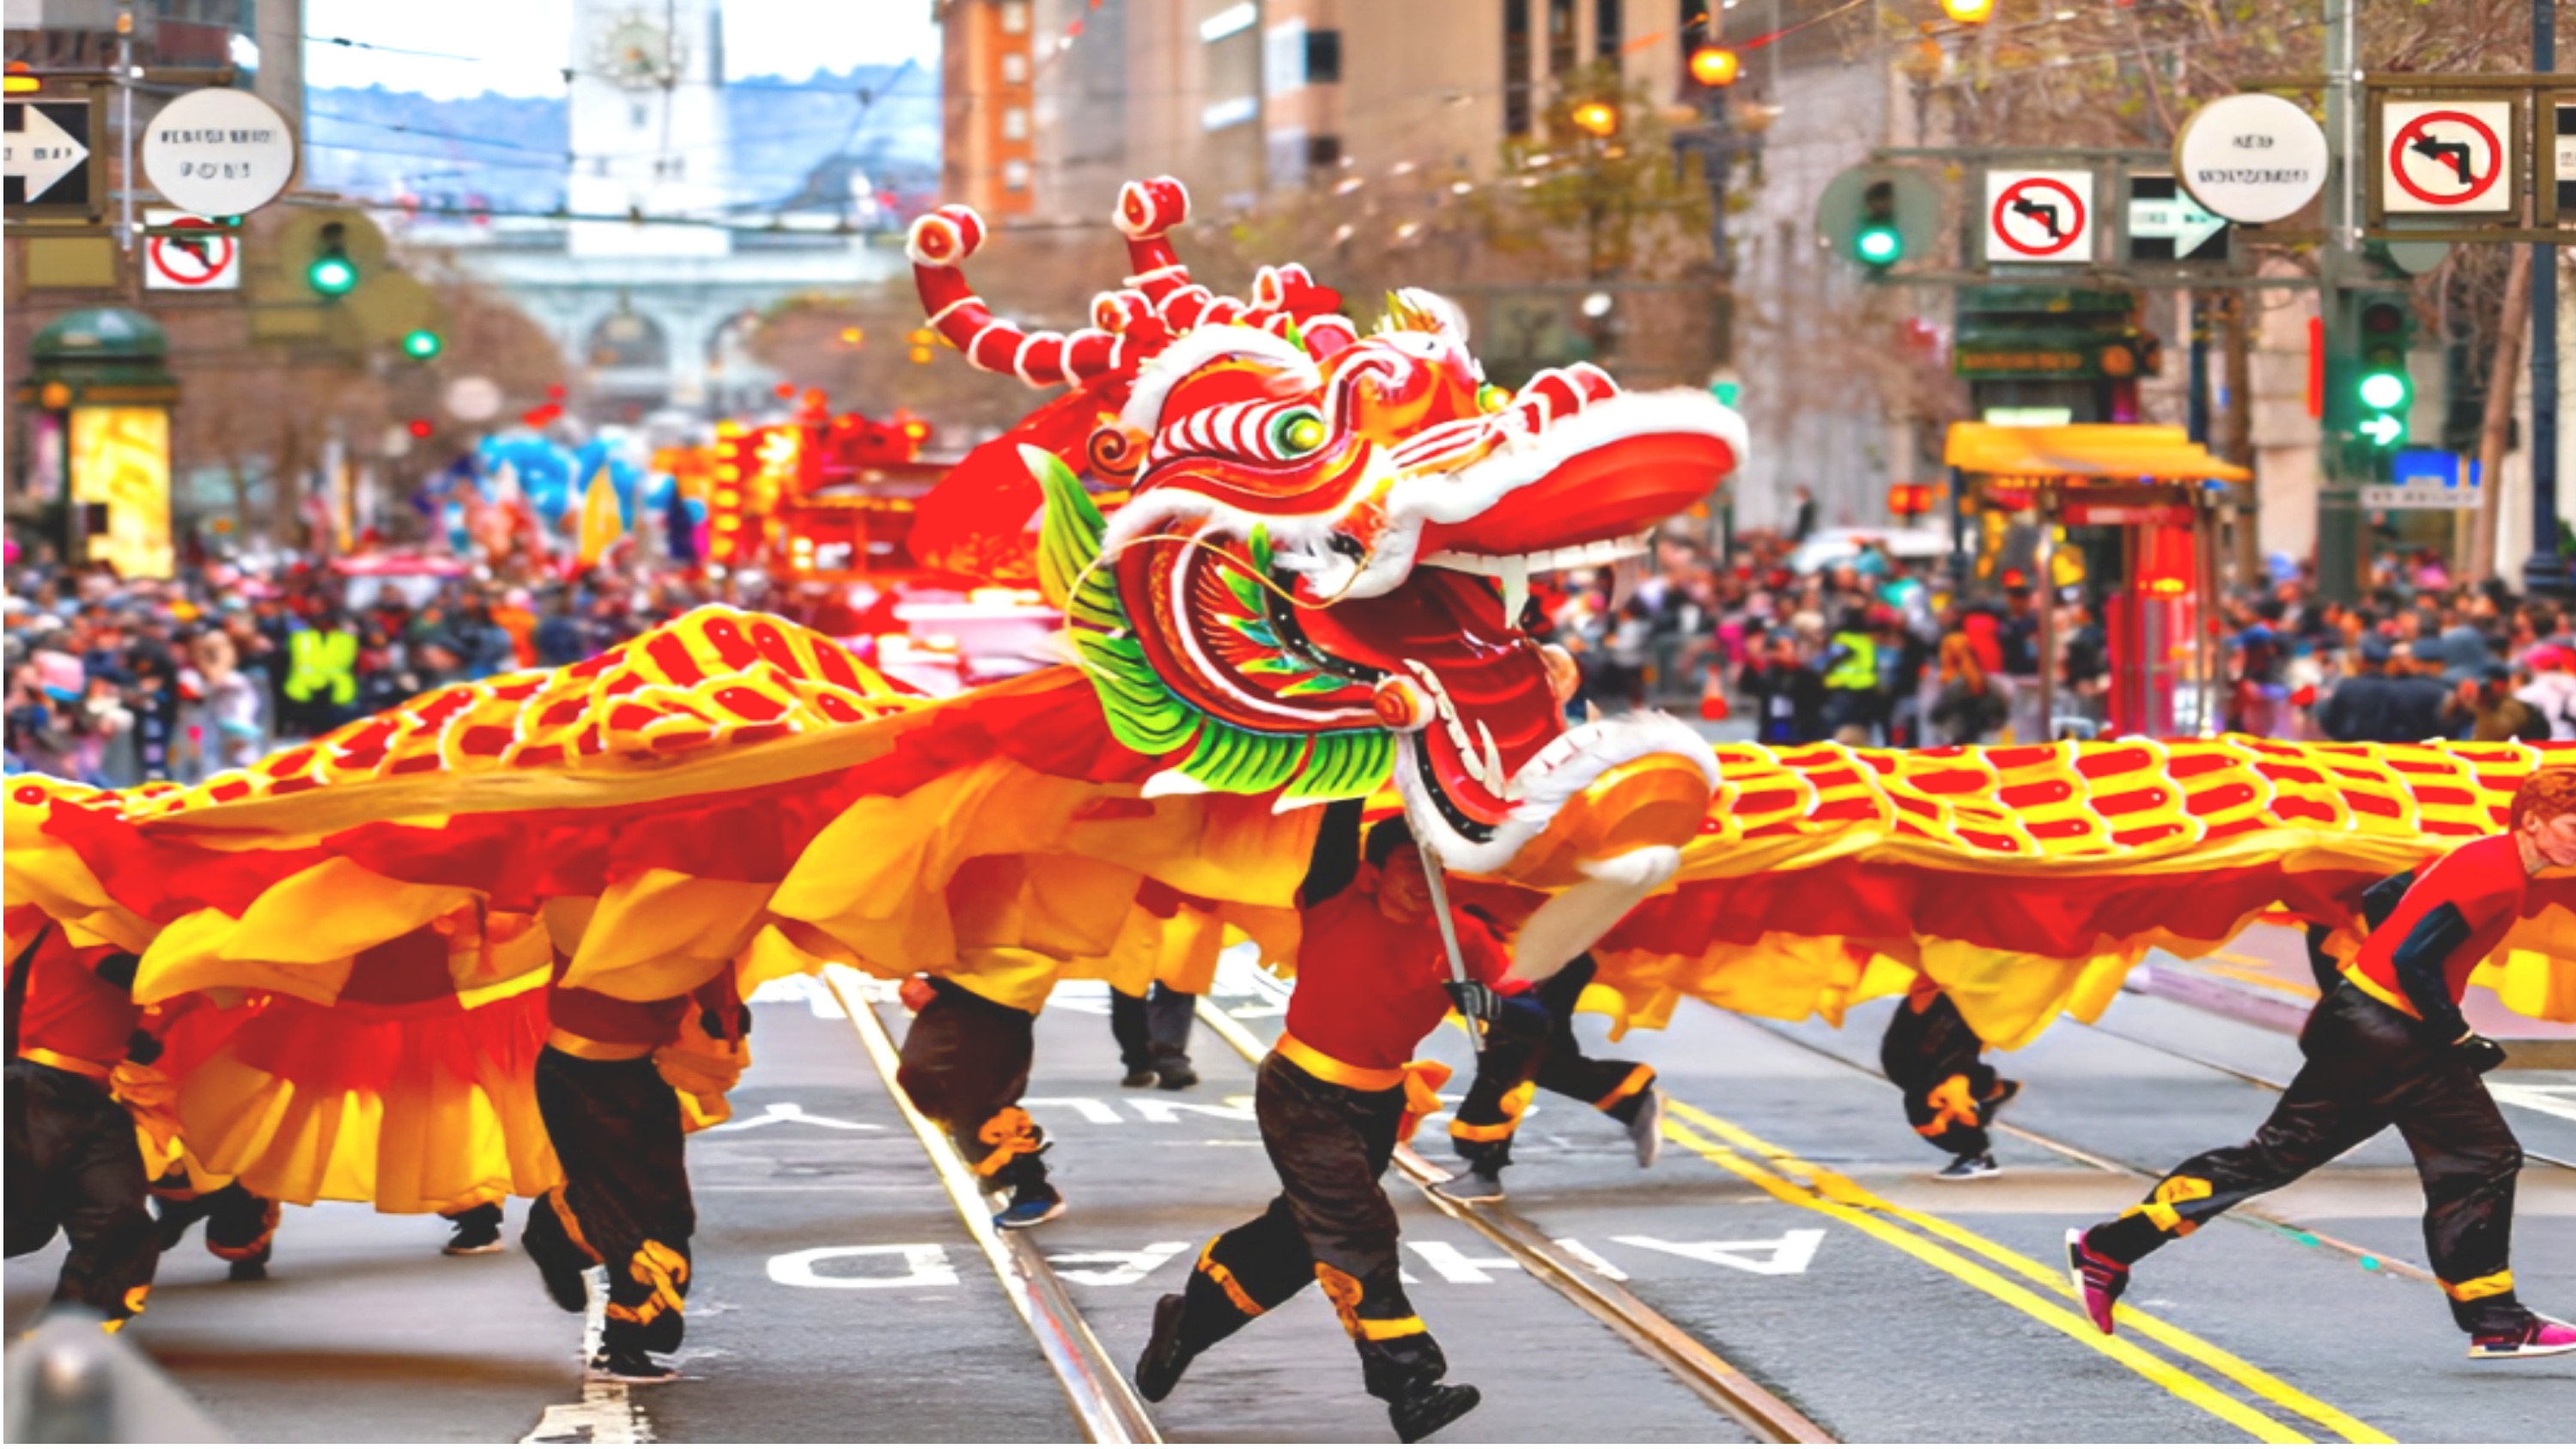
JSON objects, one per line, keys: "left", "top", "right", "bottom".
{"left": 1551, "top": 1238, "right": 1631, "bottom": 1282}
{"left": 2491, "top": 1083, "right": 2576, "bottom": 1125}
{"left": 1047, "top": 1242, "right": 1191, "bottom": 1288}
{"left": 1408, "top": 1239, "right": 1527, "bottom": 1284}
{"left": 704, "top": 1101, "right": 882, "bottom": 1134}
{"left": 1127, "top": 1097, "right": 1259, "bottom": 1124}
{"left": 519, "top": 1267, "right": 647, "bottom": 1444}
{"left": 1022, "top": 1095, "right": 1126, "bottom": 1123}
{"left": 1611, "top": 1229, "right": 1824, "bottom": 1276}
{"left": 767, "top": 1244, "right": 962, "bottom": 1289}
{"left": 745, "top": 973, "right": 847, "bottom": 1019}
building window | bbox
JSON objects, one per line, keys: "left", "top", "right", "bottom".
{"left": 1201, "top": 94, "right": 1258, "bottom": 131}
{"left": 1504, "top": 0, "right": 1532, "bottom": 137}
{"left": 1595, "top": 0, "right": 1622, "bottom": 59}
{"left": 1680, "top": 0, "right": 1712, "bottom": 88}
{"left": 1002, "top": 106, "right": 1030, "bottom": 140}
{"left": 1002, "top": 159, "right": 1031, "bottom": 192}
{"left": 1547, "top": 0, "right": 1577, "bottom": 76}
{"left": 999, "top": 1, "right": 1030, "bottom": 35}
{"left": 1000, "top": 49, "right": 1028, "bottom": 83}
{"left": 1306, "top": 28, "right": 1342, "bottom": 83}
{"left": 1308, "top": 133, "right": 1344, "bottom": 169}
{"left": 1200, "top": 2, "right": 1257, "bottom": 42}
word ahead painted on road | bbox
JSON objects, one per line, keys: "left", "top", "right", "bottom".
{"left": 768, "top": 1244, "right": 962, "bottom": 1289}
{"left": 1611, "top": 1230, "right": 1825, "bottom": 1276}
{"left": 2379, "top": 99, "right": 2514, "bottom": 216}
{"left": 1985, "top": 169, "right": 2093, "bottom": 264}
{"left": 3, "top": 96, "right": 100, "bottom": 216}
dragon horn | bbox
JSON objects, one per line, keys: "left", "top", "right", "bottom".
{"left": 1115, "top": 177, "right": 1194, "bottom": 307}
{"left": 908, "top": 205, "right": 1136, "bottom": 388}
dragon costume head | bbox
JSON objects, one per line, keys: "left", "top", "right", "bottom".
{"left": 911, "top": 177, "right": 1744, "bottom": 971}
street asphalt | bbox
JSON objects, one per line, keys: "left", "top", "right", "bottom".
{"left": 7, "top": 954, "right": 2571, "bottom": 1442}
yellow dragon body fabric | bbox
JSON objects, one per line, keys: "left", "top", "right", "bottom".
{"left": 10, "top": 172, "right": 2573, "bottom": 1206}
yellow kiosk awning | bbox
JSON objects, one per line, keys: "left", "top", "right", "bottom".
{"left": 1943, "top": 423, "right": 2252, "bottom": 484}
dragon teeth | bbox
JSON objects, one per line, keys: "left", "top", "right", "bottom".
{"left": 1420, "top": 531, "right": 1652, "bottom": 583}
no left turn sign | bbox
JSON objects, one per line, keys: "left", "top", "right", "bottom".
{"left": 1985, "top": 169, "right": 2094, "bottom": 263}
{"left": 2379, "top": 100, "right": 2515, "bottom": 215}
{"left": 143, "top": 208, "right": 240, "bottom": 290}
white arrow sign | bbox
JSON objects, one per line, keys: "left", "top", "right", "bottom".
{"left": 3, "top": 102, "right": 90, "bottom": 206}
{"left": 2360, "top": 415, "right": 2404, "bottom": 447}
{"left": 2128, "top": 198, "right": 2228, "bottom": 259}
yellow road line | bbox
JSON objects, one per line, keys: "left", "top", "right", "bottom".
{"left": 1665, "top": 1102, "right": 2391, "bottom": 1445}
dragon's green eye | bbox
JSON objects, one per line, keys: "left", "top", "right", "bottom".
{"left": 1269, "top": 408, "right": 1328, "bottom": 456}
{"left": 1477, "top": 383, "right": 1511, "bottom": 413}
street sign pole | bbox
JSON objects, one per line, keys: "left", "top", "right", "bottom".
{"left": 2315, "top": 0, "right": 2365, "bottom": 605}
{"left": 2526, "top": 0, "right": 2566, "bottom": 598}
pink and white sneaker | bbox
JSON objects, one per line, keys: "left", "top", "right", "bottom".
{"left": 2065, "top": 1228, "right": 2129, "bottom": 1336}
{"left": 2468, "top": 1316, "right": 2576, "bottom": 1361}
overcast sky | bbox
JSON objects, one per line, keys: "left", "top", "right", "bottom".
{"left": 302, "top": 0, "right": 941, "bottom": 96}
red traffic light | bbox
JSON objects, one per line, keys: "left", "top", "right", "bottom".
{"left": 406, "top": 417, "right": 434, "bottom": 439}
{"left": 1886, "top": 483, "right": 1939, "bottom": 518}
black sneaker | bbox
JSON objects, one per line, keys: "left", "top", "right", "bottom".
{"left": 443, "top": 1209, "right": 506, "bottom": 1257}
{"left": 1936, "top": 1153, "right": 2000, "bottom": 1181}
{"left": 1388, "top": 1381, "right": 1481, "bottom": 1443}
{"left": 2066, "top": 1228, "right": 2128, "bottom": 1336}
{"left": 227, "top": 1258, "right": 269, "bottom": 1282}
{"left": 1133, "top": 1292, "right": 1194, "bottom": 1403}
{"left": 993, "top": 1178, "right": 1066, "bottom": 1230}
{"left": 1153, "top": 1059, "right": 1200, "bottom": 1091}
{"left": 1627, "top": 1087, "right": 1665, "bottom": 1169}
{"left": 522, "top": 1202, "right": 593, "bottom": 1313}
{"left": 1120, "top": 1068, "right": 1158, "bottom": 1089}
{"left": 587, "top": 1347, "right": 679, "bottom": 1385}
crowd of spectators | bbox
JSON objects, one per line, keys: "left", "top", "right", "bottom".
{"left": 12, "top": 530, "right": 2574, "bottom": 790}
{"left": 3, "top": 545, "right": 755, "bottom": 787}
{"left": 1539, "top": 533, "right": 2576, "bottom": 752}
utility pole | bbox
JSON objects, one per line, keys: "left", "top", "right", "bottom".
{"left": 2312, "top": 0, "right": 2363, "bottom": 604}
{"left": 2523, "top": 0, "right": 2566, "bottom": 598}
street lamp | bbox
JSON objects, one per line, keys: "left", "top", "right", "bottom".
{"left": 1688, "top": 46, "right": 1741, "bottom": 88}
{"left": 1570, "top": 100, "right": 1619, "bottom": 138}
{"left": 1941, "top": 0, "right": 1996, "bottom": 21}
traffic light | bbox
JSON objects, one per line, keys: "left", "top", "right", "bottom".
{"left": 406, "top": 417, "right": 434, "bottom": 440}
{"left": 2340, "top": 291, "right": 2415, "bottom": 453}
{"left": 401, "top": 327, "right": 443, "bottom": 361}
{"left": 1687, "top": 46, "right": 1740, "bottom": 88}
{"left": 908, "top": 327, "right": 936, "bottom": 365}
{"left": 1569, "top": 100, "right": 1619, "bottom": 138}
{"left": 307, "top": 222, "right": 358, "bottom": 296}
{"left": 1855, "top": 180, "right": 1903, "bottom": 270}
{"left": 1887, "top": 483, "right": 1939, "bottom": 518}
{"left": 1941, "top": 0, "right": 1996, "bottom": 22}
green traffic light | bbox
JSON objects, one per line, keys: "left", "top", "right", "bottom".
{"left": 402, "top": 328, "right": 443, "bottom": 361}
{"left": 307, "top": 253, "right": 357, "bottom": 296}
{"left": 1856, "top": 226, "right": 1902, "bottom": 265}
{"left": 2357, "top": 371, "right": 2408, "bottom": 412}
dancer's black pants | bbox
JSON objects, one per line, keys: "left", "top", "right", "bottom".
{"left": 1175, "top": 1053, "right": 1443, "bottom": 1402}
{"left": 898, "top": 979, "right": 1045, "bottom": 1188}
{"left": 1880, "top": 990, "right": 2001, "bottom": 1158}
{"left": 1109, "top": 985, "right": 1198, "bottom": 1076}
{"left": 2087, "top": 983, "right": 2525, "bottom": 1334}
{"left": 5, "top": 1059, "right": 159, "bottom": 1324}
{"left": 524, "top": 1048, "right": 695, "bottom": 1354}
{"left": 1449, "top": 959, "right": 1649, "bottom": 1172}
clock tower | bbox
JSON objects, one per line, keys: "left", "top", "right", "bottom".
{"left": 568, "top": 1, "right": 731, "bottom": 258}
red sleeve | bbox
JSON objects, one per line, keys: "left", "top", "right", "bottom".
{"left": 1453, "top": 910, "right": 1515, "bottom": 988}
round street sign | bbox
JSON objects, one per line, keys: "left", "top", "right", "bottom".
{"left": 141, "top": 88, "right": 296, "bottom": 216}
{"left": 1989, "top": 174, "right": 2087, "bottom": 259}
{"left": 445, "top": 375, "right": 504, "bottom": 423}
{"left": 2172, "top": 94, "right": 2329, "bottom": 224}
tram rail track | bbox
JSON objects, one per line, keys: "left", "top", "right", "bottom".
{"left": 1191, "top": 996, "right": 1836, "bottom": 1446}
{"left": 825, "top": 966, "right": 1163, "bottom": 1446}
